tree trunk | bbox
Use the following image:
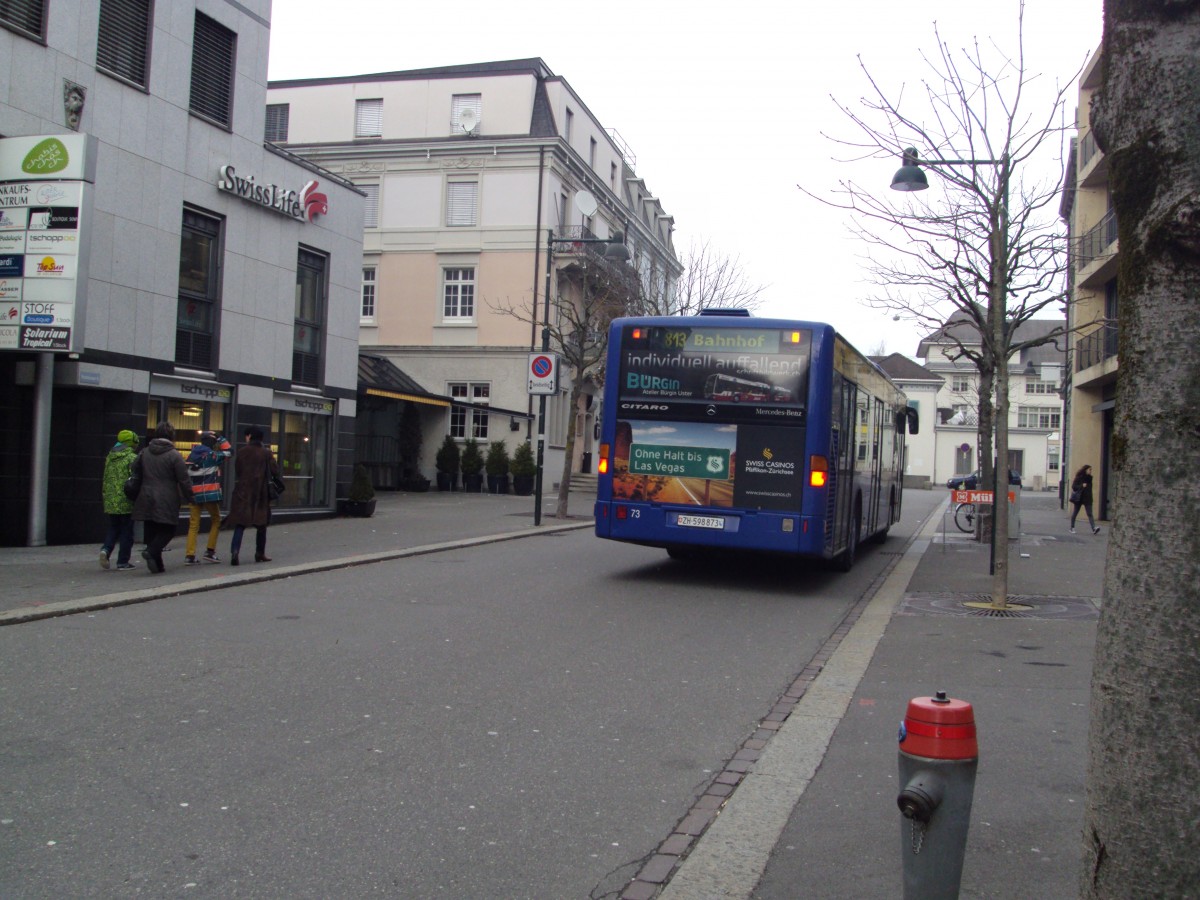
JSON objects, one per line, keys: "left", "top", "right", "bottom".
{"left": 554, "top": 377, "right": 585, "bottom": 519}
{"left": 1081, "top": 3, "right": 1200, "bottom": 895}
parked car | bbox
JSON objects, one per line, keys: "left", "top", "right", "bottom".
{"left": 947, "top": 469, "right": 1023, "bottom": 490}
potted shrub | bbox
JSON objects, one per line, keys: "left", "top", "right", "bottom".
{"left": 398, "top": 402, "right": 428, "bottom": 491}
{"left": 510, "top": 441, "right": 536, "bottom": 496}
{"left": 435, "top": 434, "right": 460, "bottom": 492}
{"left": 345, "top": 464, "right": 377, "bottom": 517}
{"left": 460, "top": 438, "right": 484, "bottom": 493}
{"left": 485, "top": 441, "right": 510, "bottom": 494}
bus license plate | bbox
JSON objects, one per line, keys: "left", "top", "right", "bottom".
{"left": 677, "top": 514, "right": 725, "bottom": 530}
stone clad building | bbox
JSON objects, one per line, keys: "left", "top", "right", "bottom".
{"left": 1, "top": 0, "right": 364, "bottom": 545}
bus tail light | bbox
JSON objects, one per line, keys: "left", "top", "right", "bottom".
{"left": 810, "top": 455, "right": 829, "bottom": 488}
{"left": 616, "top": 505, "right": 628, "bottom": 519}
{"left": 598, "top": 443, "right": 609, "bottom": 475}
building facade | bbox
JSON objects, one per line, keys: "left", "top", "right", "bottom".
{"left": 870, "top": 353, "right": 944, "bottom": 489}
{"left": 915, "top": 315, "right": 1066, "bottom": 491}
{"left": 1, "top": 0, "right": 364, "bottom": 546}
{"left": 1061, "top": 46, "right": 1117, "bottom": 519}
{"left": 266, "top": 59, "right": 682, "bottom": 485}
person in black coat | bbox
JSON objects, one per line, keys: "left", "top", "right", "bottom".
{"left": 1069, "top": 464, "right": 1100, "bottom": 535}
{"left": 131, "top": 421, "right": 191, "bottom": 572}
{"left": 225, "top": 426, "right": 283, "bottom": 566}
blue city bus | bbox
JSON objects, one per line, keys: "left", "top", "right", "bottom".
{"left": 593, "top": 311, "right": 918, "bottom": 570}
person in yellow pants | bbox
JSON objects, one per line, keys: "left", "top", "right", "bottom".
{"left": 184, "top": 431, "right": 232, "bottom": 564}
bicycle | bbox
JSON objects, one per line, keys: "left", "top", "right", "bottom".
{"left": 954, "top": 501, "right": 977, "bottom": 533}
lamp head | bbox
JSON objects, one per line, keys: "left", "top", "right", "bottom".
{"left": 890, "top": 147, "right": 929, "bottom": 192}
{"left": 603, "top": 232, "right": 631, "bottom": 261}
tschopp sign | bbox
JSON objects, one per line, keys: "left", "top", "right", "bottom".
{"left": 216, "top": 165, "right": 328, "bottom": 222}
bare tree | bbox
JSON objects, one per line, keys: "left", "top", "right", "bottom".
{"left": 633, "top": 238, "right": 766, "bottom": 316}
{"left": 802, "top": 3, "right": 1086, "bottom": 605}
{"left": 1080, "top": 2, "right": 1200, "bottom": 894}
{"left": 491, "top": 249, "right": 638, "bottom": 518}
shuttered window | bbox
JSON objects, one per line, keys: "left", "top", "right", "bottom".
{"left": 360, "top": 183, "right": 379, "bottom": 228}
{"left": 355, "top": 99, "right": 383, "bottom": 137}
{"left": 265, "top": 103, "right": 290, "bottom": 142}
{"left": 451, "top": 93, "right": 481, "bottom": 133}
{"left": 189, "top": 12, "right": 235, "bottom": 127}
{"left": 446, "top": 181, "right": 478, "bottom": 227}
{"left": 97, "top": 0, "right": 151, "bottom": 88}
{"left": 0, "top": 0, "right": 46, "bottom": 39}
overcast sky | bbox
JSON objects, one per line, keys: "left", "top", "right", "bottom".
{"left": 268, "top": 0, "right": 1102, "bottom": 360}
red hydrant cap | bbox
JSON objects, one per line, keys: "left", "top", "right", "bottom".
{"left": 898, "top": 695, "right": 978, "bottom": 760}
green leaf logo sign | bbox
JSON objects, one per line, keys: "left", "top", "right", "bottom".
{"left": 21, "top": 138, "right": 71, "bottom": 174}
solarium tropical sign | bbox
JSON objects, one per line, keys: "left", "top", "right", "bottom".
{"left": 216, "top": 164, "right": 328, "bottom": 223}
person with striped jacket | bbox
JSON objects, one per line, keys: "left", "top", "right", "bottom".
{"left": 184, "top": 431, "right": 232, "bottom": 564}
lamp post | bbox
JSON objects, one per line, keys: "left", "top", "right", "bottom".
{"left": 891, "top": 147, "right": 1012, "bottom": 609}
{"left": 534, "top": 227, "right": 630, "bottom": 526}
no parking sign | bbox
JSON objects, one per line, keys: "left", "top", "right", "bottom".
{"left": 528, "top": 352, "right": 558, "bottom": 394}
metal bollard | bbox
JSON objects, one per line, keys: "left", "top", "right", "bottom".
{"left": 897, "top": 691, "right": 978, "bottom": 899}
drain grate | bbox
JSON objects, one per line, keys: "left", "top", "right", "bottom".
{"left": 899, "top": 592, "right": 1099, "bottom": 620}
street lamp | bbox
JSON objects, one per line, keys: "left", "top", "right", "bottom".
{"left": 891, "top": 147, "right": 1013, "bottom": 608}
{"left": 534, "top": 228, "right": 630, "bottom": 526}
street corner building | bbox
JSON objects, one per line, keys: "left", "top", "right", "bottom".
{"left": 0, "top": 0, "right": 365, "bottom": 546}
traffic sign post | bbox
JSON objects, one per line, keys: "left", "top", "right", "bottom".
{"left": 527, "top": 352, "right": 557, "bottom": 395}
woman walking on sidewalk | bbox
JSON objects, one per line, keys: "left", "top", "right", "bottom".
{"left": 132, "top": 422, "right": 192, "bottom": 572}
{"left": 1069, "top": 464, "right": 1100, "bottom": 534}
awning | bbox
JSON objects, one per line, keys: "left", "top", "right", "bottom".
{"left": 358, "top": 354, "right": 534, "bottom": 420}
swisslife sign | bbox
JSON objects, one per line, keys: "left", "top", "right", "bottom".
{"left": 217, "top": 165, "right": 328, "bottom": 222}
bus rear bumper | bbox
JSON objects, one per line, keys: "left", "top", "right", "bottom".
{"left": 594, "top": 501, "right": 826, "bottom": 557}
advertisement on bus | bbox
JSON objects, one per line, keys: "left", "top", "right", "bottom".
{"left": 611, "top": 325, "right": 811, "bottom": 511}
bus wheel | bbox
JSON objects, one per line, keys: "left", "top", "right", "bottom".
{"left": 835, "top": 517, "right": 859, "bottom": 572}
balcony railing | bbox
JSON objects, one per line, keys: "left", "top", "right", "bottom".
{"left": 1077, "top": 209, "right": 1118, "bottom": 269}
{"left": 1075, "top": 322, "right": 1119, "bottom": 372}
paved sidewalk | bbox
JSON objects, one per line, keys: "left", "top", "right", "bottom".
{"left": 0, "top": 489, "right": 593, "bottom": 624}
{"left": 662, "top": 490, "right": 1105, "bottom": 900}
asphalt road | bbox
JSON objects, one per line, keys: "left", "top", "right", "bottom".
{"left": 0, "top": 502, "right": 930, "bottom": 898}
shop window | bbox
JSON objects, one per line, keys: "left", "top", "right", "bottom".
{"left": 272, "top": 410, "right": 330, "bottom": 508}
{"left": 147, "top": 399, "right": 228, "bottom": 461}
{"left": 176, "top": 209, "right": 222, "bottom": 370}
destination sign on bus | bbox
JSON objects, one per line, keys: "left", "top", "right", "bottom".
{"left": 617, "top": 325, "right": 810, "bottom": 424}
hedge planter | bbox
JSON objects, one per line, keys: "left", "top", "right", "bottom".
{"left": 436, "top": 472, "right": 457, "bottom": 492}
{"left": 342, "top": 498, "right": 377, "bottom": 517}
{"left": 462, "top": 473, "right": 484, "bottom": 493}
{"left": 487, "top": 474, "right": 510, "bottom": 495}
{"left": 512, "top": 474, "right": 535, "bottom": 496}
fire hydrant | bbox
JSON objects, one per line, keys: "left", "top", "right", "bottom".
{"left": 897, "top": 691, "right": 978, "bottom": 899}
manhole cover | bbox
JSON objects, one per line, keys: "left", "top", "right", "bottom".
{"left": 899, "top": 592, "right": 1099, "bottom": 620}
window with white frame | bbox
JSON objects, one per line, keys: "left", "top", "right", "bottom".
{"left": 1048, "top": 449, "right": 1060, "bottom": 472}
{"left": 97, "top": 0, "right": 152, "bottom": 88}
{"left": 1025, "top": 380, "right": 1058, "bottom": 394}
{"left": 951, "top": 376, "right": 971, "bottom": 393}
{"left": 1018, "top": 406, "right": 1061, "bottom": 429}
{"left": 451, "top": 93, "right": 481, "bottom": 133}
{"left": 360, "top": 183, "right": 379, "bottom": 228}
{"left": 442, "top": 267, "right": 475, "bottom": 321}
{"left": 446, "top": 181, "right": 478, "bottom": 226}
{"left": 449, "top": 383, "right": 490, "bottom": 440}
{"left": 355, "top": 99, "right": 383, "bottom": 137}
{"left": 360, "top": 265, "right": 376, "bottom": 320}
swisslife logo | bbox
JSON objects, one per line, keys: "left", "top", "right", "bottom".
{"left": 300, "top": 181, "right": 328, "bottom": 222}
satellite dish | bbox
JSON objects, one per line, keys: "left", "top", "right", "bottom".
{"left": 459, "top": 107, "right": 479, "bottom": 134}
{"left": 574, "top": 190, "right": 599, "bottom": 217}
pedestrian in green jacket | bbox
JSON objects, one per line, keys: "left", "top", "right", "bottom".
{"left": 100, "top": 429, "right": 140, "bottom": 570}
